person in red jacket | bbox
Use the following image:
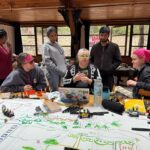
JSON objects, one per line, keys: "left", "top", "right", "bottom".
{"left": 0, "top": 29, "right": 13, "bottom": 85}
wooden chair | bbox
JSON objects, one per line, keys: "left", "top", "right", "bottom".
{"left": 138, "top": 89, "right": 150, "bottom": 98}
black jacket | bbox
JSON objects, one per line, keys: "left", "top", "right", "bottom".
{"left": 90, "top": 41, "right": 121, "bottom": 90}
{"left": 90, "top": 42, "right": 121, "bottom": 75}
{"left": 63, "top": 63, "right": 101, "bottom": 93}
{"left": 133, "top": 63, "right": 150, "bottom": 99}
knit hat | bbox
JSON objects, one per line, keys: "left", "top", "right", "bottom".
{"left": 17, "top": 53, "right": 34, "bottom": 64}
{"left": 99, "top": 26, "right": 110, "bottom": 34}
{"left": 133, "top": 48, "right": 150, "bottom": 63}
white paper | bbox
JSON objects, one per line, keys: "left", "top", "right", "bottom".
{"left": 0, "top": 99, "right": 150, "bottom": 150}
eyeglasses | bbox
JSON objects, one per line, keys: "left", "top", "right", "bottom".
{"left": 79, "top": 54, "right": 90, "bottom": 58}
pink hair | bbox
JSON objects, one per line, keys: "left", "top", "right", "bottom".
{"left": 133, "top": 48, "right": 150, "bottom": 63}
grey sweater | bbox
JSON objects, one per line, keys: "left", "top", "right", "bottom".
{"left": 0, "top": 66, "right": 47, "bottom": 92}
{"left": 42, "top": 41, "right": 67, "bottom": 77}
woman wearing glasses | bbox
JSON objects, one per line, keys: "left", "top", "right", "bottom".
{"left": 0, "top": 53, "right": 46, "bottom": 92}
{"left": 63, "top": 48, "right": 101, "bottom": 93}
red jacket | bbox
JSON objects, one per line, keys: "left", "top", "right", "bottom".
{"left": 0, "top": 45, "right": 12, "bottom": 79}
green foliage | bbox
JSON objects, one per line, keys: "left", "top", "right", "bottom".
{"left": 112, "top": 26, "right": 126, "bottom": 35}
{"left": 90, "top": 26, "right": 102, "bottom": 34}
{"left": 58, "top": 27, "right": 70, "bottom": 35}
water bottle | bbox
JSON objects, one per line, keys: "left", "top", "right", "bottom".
{"left": 94, "top": 79, "right": 103, "bottom": 106}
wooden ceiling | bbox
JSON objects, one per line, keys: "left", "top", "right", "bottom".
{"left": 0, "top": 0, "right": 150, "bottom": 24}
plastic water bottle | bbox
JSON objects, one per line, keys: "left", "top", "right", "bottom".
{"left": 94, "top": 79, "right": 103, "bottom": 106}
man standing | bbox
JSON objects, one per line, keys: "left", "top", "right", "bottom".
{"left": 90, "top": 26, "right": 121, "bottom": 91}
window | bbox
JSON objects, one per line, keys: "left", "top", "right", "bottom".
{"left": 89, "top": 25, "right": 103, "bottom": 50}
{"left": 36, "top": 27, "right": 43, "bottom": 55}
{"left": 131, "top": 25, "right": 149, "bottom": 53}
{"left": 21, "top": 27, "right": 36, "bottom": 56}
{"left": 21, "top": 26, "right": 71, "bottom": 57}
{"left": 111, "top": 26, "right": 129, "bottom": 55}
{"left": 89, "top": 24, "right": 150, "bottom": 56}
{"left": 58, "top": 26, "right": 71, "bottom": 57}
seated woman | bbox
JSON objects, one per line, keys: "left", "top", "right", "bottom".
{"left": 0, "top": 53, "right": 47, "bottom": 93}
{"left": 63, "top": 48, "right": 101, "bottom": 93}
{"left": 127, "top": 48, "right": 150, "bottom": 98}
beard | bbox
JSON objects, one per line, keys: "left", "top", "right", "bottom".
{"left": 100, "top": 38, "right": 108, "bottom": 43}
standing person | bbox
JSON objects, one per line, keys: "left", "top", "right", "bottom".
{"left": 0, "top": 29, "right": 13, "bottom": 85}
{"left": 0, "top": 53, "right": 46, "bottom": 93}
{"left": 42, "top": 26, "right": 67, "bottom": 91}
{"left": 90, "top": 26, "right": 121, "bottom": 91}
{"left": 127, "top": 48, "right": 150, "bottom": 99}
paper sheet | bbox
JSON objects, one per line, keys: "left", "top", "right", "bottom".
{"left": 0, "top": 99, "right": 150, "bottom": 150}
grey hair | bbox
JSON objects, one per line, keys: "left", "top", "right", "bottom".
{"left": 47, "top": 26, "right": 57, "bottom": 37}
{"left": 77, "top": 48, "right": 89, "bottom": 56}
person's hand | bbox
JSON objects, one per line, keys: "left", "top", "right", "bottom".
{"left": 73, "top": 73, "right": 82, "bottom": 82}
{"left": 127, "top": 80, "right": 137, "bottom": 86}
{"left": 73, "top": 72, "right": 86, "bottom": 83}
{"left": 24, "top": 85, "right": 33, "bottom": 91}
{"left": 80, "top": 76, "right": 92, "bottom": 84}
{"left": 134, "top": 77, "right": 138, "bottom": 81}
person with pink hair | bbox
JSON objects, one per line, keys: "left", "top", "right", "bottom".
{"left": 127, "top": 48, "right": 150, "bottom": 98}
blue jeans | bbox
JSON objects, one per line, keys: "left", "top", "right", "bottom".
{"left": 46, "top": 69, "right": 61, "bottom": 92}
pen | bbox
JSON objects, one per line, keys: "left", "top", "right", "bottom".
{"left": 132, "top": 128, "right": 150, "bottom": 131}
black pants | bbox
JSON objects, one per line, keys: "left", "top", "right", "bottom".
{"left": 101, "top": 73, "right": 114, "bottom": 91}
{"left": 0, "top": 79, "right": 4, "bottom": 86}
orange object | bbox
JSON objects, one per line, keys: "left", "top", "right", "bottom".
{"left": 24, "top": 90, "right": 35, "bottom": 95}
{"left": 36, "top": 91, "right": 43, "bottom": 97}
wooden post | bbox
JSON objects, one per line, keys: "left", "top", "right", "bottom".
{"left": 59, "top": 0, "right": 81, "bottom": 57}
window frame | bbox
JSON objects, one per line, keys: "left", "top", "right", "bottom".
{"left": 21, "top": 25, "right": 71, "bottom": 57}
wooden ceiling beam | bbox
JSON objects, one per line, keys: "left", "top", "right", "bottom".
{"left": 71, "top": 0, "right": 150, "bottom": 8}
{"left": 59, "top": 0, "right": 76, "bottom": 35}
{"left": 0, "top": 0, "right": 149, "bottom": 23}
{"left": 0, "top": 0, "right": 62, "bottom": 9}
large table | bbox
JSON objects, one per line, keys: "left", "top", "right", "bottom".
{"left": 0, "top": 97, "right": 150, "bottom": 150}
